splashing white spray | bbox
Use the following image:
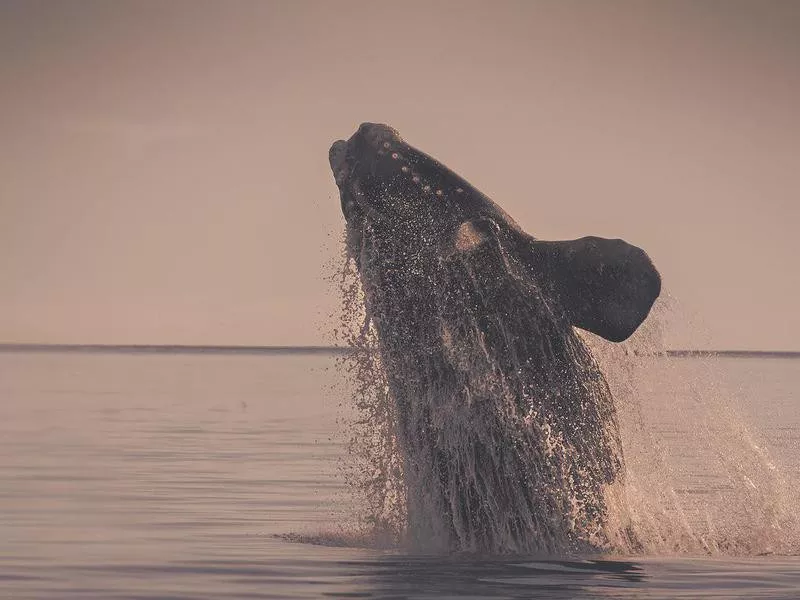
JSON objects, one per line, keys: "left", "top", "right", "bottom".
{"left": 328, "top": 246, "right": 799, "bottom": 555}
{"left": 587, "top": 296, "right": 800, "bottom": 555}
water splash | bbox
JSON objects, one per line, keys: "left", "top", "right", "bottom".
{"left": 329, "top": 249, "right": 799, "bottom": 556}
{"left": 322, "top": 236, "right": 406, "bottom": 545}
{"left": 587, "top": 297, "right": 800, "bottom": 556}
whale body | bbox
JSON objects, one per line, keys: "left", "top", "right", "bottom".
{"left": 329, "top": 123, "right": 660, "bottom": 553}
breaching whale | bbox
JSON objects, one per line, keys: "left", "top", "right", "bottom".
{"left": 329, "top": 123, "right": 661, "bottom": 553}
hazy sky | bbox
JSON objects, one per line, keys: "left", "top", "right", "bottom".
{"left": 1, "top": 0, "right": 798, "bottom": 349}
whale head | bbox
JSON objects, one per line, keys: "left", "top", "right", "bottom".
{"left": 329, "top": 122, "right": 661, "bottom": 343}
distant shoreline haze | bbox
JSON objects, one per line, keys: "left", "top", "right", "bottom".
{"left": 0, "top": 343, "right": 796, "bottom": 358}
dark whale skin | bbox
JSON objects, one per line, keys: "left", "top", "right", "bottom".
{"left": 329, "top": 123, "right": 660, "bottom": 553}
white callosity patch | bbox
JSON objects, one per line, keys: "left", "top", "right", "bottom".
{"left": 454, "top": 221, "right": 486, "bottom": 253}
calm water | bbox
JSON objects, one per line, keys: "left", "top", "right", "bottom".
{"left": 1, "top": 351, "right": 799, "bottom": 599}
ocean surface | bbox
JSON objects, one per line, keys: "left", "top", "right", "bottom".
{"left": 1, "top": 349, "right": 799, "bottom": 599}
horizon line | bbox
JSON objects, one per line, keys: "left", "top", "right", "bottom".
{"left": 0, "top": 343, "right": 797, "bottom": 358}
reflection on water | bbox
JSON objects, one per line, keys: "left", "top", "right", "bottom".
{"left": 0, "top": 351, "right": 799, "bottom": 598}
{"left": 333, "top": 555, "right": 646, "bottom": 599}
{"left": 328, "top": 554, "right": 800, "bottom": 599}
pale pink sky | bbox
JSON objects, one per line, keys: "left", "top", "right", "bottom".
{"left": 1, "top": 1, "right": 798, "bottom": 349}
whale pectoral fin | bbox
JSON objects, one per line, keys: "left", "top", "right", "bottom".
{"left": 533, "top": 236, "right": 661, "bottom": 342}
